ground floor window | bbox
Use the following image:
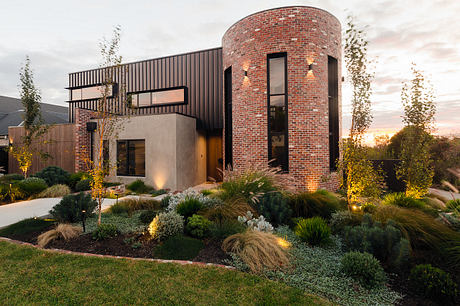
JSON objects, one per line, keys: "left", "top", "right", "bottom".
{"left": 116, "top": 140, "right": 145, "bottom": 176}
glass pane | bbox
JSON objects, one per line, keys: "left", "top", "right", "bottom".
{"left": 269, "top": 57, "right": 285, "bottom": 95}
{"left": 116, "top": 141, "right": 127, "bottom": 176}
{"left": 138, "top": 92, "right": 151, "bottom": 107}
{"left": 152, "top": 88, "right": 184, "bottom": 105}
{"left": 131, "top": 94, "right": 138, "bottom": 107}
{"left": 128, "top": 140, "right": 145, "bottom": 176}
{"left": 271, "top": 134, "right": 286, "bottom": 168}
{"left": 71, "top": 89, "right": 81, "bottom": 101}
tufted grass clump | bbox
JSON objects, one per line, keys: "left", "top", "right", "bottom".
{"left": 38, "top": 224, "right": 82, "bottom": 247}
{"left": 294, "top": 217, "right": 331, "bottom": 246}
{"left": 38, "top": 184, "right": 71, "bottom": 198}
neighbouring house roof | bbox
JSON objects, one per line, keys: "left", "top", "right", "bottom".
{"left": 0, "top": 95, "right": 68, "bottom": 135}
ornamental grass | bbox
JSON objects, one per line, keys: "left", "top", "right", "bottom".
{"left": 37, "top": 224, "right": 82, "bottom": 247}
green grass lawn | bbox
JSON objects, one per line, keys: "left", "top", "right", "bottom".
{"left": 0, "top": 241, "right": 329, "bottom": 305}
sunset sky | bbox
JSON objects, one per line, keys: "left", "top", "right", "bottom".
{"left": 1, "top": 0, "right": 459, "bottom": 142}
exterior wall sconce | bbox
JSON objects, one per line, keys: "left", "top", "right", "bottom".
{"left": 243, "top": 70, "right": 248, "bottom": 77}
{"left": 308, "top": 64, "right": 313, "bottom": 71}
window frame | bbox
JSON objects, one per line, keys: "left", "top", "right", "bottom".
{"left": 267, "top": 52, "right": 289, "bottom": 172}
{"left": 128, "top": 86, "right": 188, "bottom": 108}
{"left": 69, "top": 83, "right": 116, "bottom": 102}
{"left": 116, "top": 139, "right": 146, "bottom": 177}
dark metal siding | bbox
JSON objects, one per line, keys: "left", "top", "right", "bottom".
{"left": 68, "top": 47, "right": 223, "bottom": 130}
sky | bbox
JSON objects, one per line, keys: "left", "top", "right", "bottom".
{"left": 1, "top": 0, "right": 460, "bottom": 142}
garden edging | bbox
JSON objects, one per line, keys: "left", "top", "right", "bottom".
{"left": 0, "top": 236, "right": 235, "bottom": 270}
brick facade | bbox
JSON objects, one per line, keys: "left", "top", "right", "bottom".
{"left": 222, "top": 6, "right": 342, "bottom": 191}
{"left": 74, "top": 108, "right": 94, "bottom": 172}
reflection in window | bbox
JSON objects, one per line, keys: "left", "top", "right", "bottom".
{"left": 268, "top": 53, "right": 288, "bottom": 171}
{"left": 129, "top": 87, "right": 186, "bottom": 108}
{"left": 117, "top": 140, "right": 145, "bottom": 176}
{"left": 70, "top": 85, "right": 113, "bottom": 101}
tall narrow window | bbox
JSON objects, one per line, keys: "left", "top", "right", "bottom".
{"left": 267, "top": 53, "right": 288, "bottom": 171}
{"left": 224, "top": 66, "right": 233, "bottom": 169}
{"left": 328, "top": 56, "right": 339, "bottom": 171}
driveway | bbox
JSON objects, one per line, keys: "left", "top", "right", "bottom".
{"left": 0, "top": 197, "right": 119, "bottom": 229}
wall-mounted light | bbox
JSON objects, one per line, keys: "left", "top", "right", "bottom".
{"left": 243, "top": 70, "right": 248, "bottom": 77}
{"left": 308, "top": 64, "right": 313, "bottom": 71}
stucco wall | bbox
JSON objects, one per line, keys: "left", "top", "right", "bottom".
{"left": 94, "top": 113, "right": 205, "bottom": 191}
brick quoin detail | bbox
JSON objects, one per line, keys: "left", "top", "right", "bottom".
{"left": 222, "top": 6, "right": 342, "bottom": 192}
{"left": 74, "top": 108, "right": 95, "bottom": 173}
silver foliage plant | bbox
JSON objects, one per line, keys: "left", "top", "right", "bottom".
{"left": 165, "top": 188, "right": 220, "bottom": 212}
{"left": 148, "top": 211, "right": 184, "bottom": 241}
{"left": 238, "top": 211, "right": 274, "bottom": 233}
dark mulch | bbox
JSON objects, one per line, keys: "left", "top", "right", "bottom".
{"left": 2, "top": 225, "right": 55, "bottom": 244}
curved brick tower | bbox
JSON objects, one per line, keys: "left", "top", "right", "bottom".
{"left": 222, "top": 6, "right": 342, "bottom": 191}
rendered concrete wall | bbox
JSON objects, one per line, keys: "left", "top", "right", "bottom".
{"left": 95, "top": 113, "right": 206, "bottom": 191}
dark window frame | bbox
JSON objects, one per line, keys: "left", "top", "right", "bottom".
{"left": 328, "top": 56, "right": 339, "bottom": 171}
{"left": 116, "top": 139, "right": 146, "bottom": 177}
{"left": 127, "top": 86, "right": 188, "bottom": 108}
{"left": 224, "top": 66, "right": 233, "bottom": 169}
{"left": 267, "top": 52, "right": 289, "bottom": 172}
{"left": 68, "top": 83, "right": 117, "bottom": 102}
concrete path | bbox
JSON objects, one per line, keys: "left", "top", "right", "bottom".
{"left": 0, "top": 197, "right": 119, "bottom": 229}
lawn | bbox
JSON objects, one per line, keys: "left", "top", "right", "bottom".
{"left": 0, "top": 241, "right": 329, "bottom": 305}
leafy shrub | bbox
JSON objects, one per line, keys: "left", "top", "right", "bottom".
{"left": 148, "top": 211, "right": 184, "bottom": 241}
{"left": 69, "top": 172, "right": 89, "bottom": 190}
{"left": 0, "top": 218, "right": 55, "bottom": 237}
{"left": 176, "top": 197, "right": 203, "bottom": 220}
{"left": 361, "top": 202, "right": 377, "bottom": 213}
{"left": 222, "top": 229, "right": 290, "bottom": 272}
{"left": 209, "top": 220, "right": 245, "bottom": 241}
{"left": 139, "top": 210, "right": 158, "bottom": 224}
{"left": 382, "top": 192, "right": 426, "bottom": 209}
{"left": 409, "top": 264, "right": 458, "bottom": 302}
{"left": 289, "top": 191, "right": 342, "bottom": 220}
{"left": 160, "top": 195, "right": 171, "bottom": 209}
{"left": 154, "top": 235, "right": 204, "bottom": 260}
{"left": 0, "top": 183, "right": 25, "bottom": 202}
{"left": 33, "top": 166, "right": 70, "bottom": 186}
{"left": 185, "top": 214, "right": 212, "bottom": 238}
{"left": 49, "top": 192, "right": 97, "bottom": 223}
{"left": 38, "top": 224, "right": 82, "bottom": 247}
{"left": 127, "top": 179, "right": 153, "bottom": 194}
{"left": 238, "top": 211, "right": 274, "bottom": 232}
{"left": 0, "top": 173, "right": 24, "bottom": 182}
{"left": 329, "top": 211, "right": 362, "bottom": 234}
{"left": 294, "top": 217, "right": 331, "bottom": 246}
{"left": 17, "top": 177, "right": 48, "bottom": 196}
{"left": 254, "top": 192, "right": 292, "bottom": 226}
{"left": 75, "top": 178, "right": 92, "bottom": 192}
{"left": 38, "top": 184, "right": 71, "bottom": 198}
{"left": 342, "top": 215, "right": 410, "bottom": 270}
{"left": 92, "top": 223, "right": 119, "bottom": 240}
{"left": 341, "top": 251, "right": 386, "bottom": 289}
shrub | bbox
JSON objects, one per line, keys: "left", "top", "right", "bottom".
{"left": 166, "top": 188, "right": 217, "bottom": 212}
{"left": 409, "top": 264, "right": 458, "bottom": 302}
{"left": 49, "top": 192, "right": 97, "bottom": 223}
{"left": 92, "top": 223, "right": 119, "bottom": 240}
{"left": 329, "top": 211, "right": 362, "bottom": 234}
{"left": 38, "top": 184, "right": 71, "bottom": 198}
{"left": 139, "top": 210, "right": 158, "bottom": 224}
{"left": 209, "top": 220, "right": 246, "bottom": 241}
{"left": 150, "top": 189, "right": 168, "bottom": 197}
{"left": 108, "top": 202, "right": 130, "bottom": 215}
{"left": 203, "top": 197, "right": 255, "bottom": 222}
{"left": 186, "top": 214, "right": 212, "bottom": 238}
{"left": 75, "top": 178, "right": 92, "bottom": 192}
{"left": 154, "top": 235, "right": 204, "bottom": 260}
{"left": 294, "top": 217, "right": 331, "bottom": 246}
{"left": 17, "top": 177, "right": 48, "bottom": 196}
{"left": 238, "top": 211, "right": 274, "bottom": 232}
{"left": 342, "top": 215, "right": 410, "bottom": 270}
{"left": 148, "top": 211, "right": 184, "bottom": 241}
{"left": 160, "top": 195, "right": 171, "bottom": 209}
{"left": 254, "top": 192, "right": 292, "bottom": 227}
{"left": 109, "top": 199, "right": 160, "bottom": 216}
{"left": 176, "top": 197, "right": 203, "bottom": 220}
{"left": 33, "top": 166, "right": 70, "bottom": 186}
{"left": 0, "top": 173, "right": 24, "bottom": 182}
{"left": 200, "top": 189, "right": 214, "bottom": 196}
{"left": 37, "top": 224, "right": 82, "bottom": 247}
{"left": 127, "top": 179, "right": 153, "bottom": 194}
{"left": 382, "top": 192, "right": 426, "bottom": 209}
{"left": 341, "top": 251, "right": 386, "bottom": 289}
{"left": 0, "top": 218, "right": 55, "bottom": 237}
{"left": 222, "top": 229, "right": 290, "bottom": 272}
{"left": 218, "top": 162, "right": 293, "bottom": 204}
{"left": 0, "top": 183, "right": 25, "bottom": 202}
{"left": 69, "top": 172, "right": 89, "bottom": 190}
{"left": 289, "top": 191, "right": 342, "bottom": 220}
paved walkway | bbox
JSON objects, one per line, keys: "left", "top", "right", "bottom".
{"left": 0, "top": 197, "right": 119, "bottom": 228}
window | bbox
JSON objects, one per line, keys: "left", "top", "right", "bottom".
{"left": 224, "top": 66, "right": 233, "bottom": 168}
{"left": 129, "top": 87, "right": 187, "bottom": 108}
{"left": 328, "top": 56, "right": 339, "bottom": 171}
{"left": 267, "top": 53, "right": 288, "bottom": 171}
{"left": 103, "top": 140, "right": 110, "bottom": 175}
{"left": 116, "top": 140, "right": 145, "bottom": 176}
{"left": 70, "top": 84, "right": 113, "bottom": 101}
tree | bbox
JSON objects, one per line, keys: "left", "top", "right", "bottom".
{"left": 339, "top": 16, "right": 384, "bottom": 207}
{"left": 86, "top": 26, "right": 129, "bottom": 225}
{"left": 397, "top": 64, "right": 436, "bottom": 198}
{"left": 10, "top": 57, "right": 50, "bottom": 177}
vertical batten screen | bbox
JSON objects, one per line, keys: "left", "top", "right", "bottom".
{"left": 267, "top": 53, "right": 288, "bottom": 171}
{"left": 328, "top": 56, "right": 339, "bottom": 171}
{"left": 224, "top": 66, "right": 233, "bottom": 168}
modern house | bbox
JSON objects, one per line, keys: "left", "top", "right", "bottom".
{"left": 68, "top": 6, "right": 342, "bottom": 191}
{"left": 0, "top": 95, "right": 68, "bottom": 172}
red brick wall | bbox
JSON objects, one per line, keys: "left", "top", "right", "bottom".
{"left": 222, "top": 6, "right": 342, "bottom": 191}
{"left": 74, "top": 108, "right": 94, "bottom": 172}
